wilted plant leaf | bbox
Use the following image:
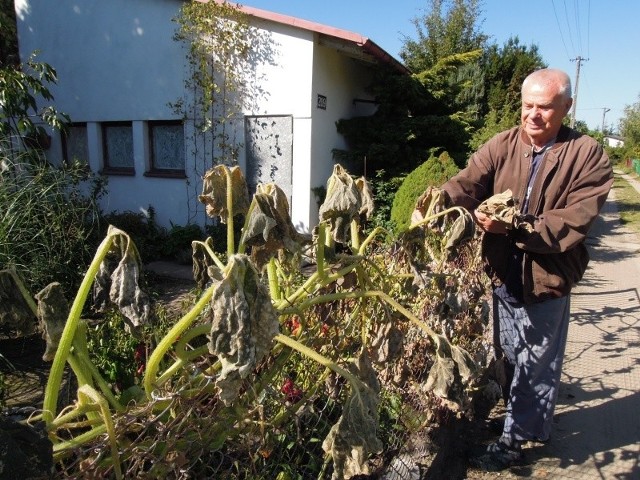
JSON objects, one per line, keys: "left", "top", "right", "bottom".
{"left": 410, "top": 186, "right": 448, "bottom": 227}
{"left": 443, "top": 209, "right": 475, "bottom": 250}
{"left": 93, "top": 227, "right": 151, "bottom": 334}
{"left": 240, "top": 183, "right": 309, "bottom": 267}
{"left": 355, "top": 176, "right": 375, "bottom": 220}
{"left": 207, "top": 254, "right": 280, "bottom": 405}
{"left": 424, "top": 333, "right": 478, "bottom": 407}
{"left": 476, "top": 189, "right": 519, "bottom": 227}
{"left": 370, "top": 322, "right": 403, "bottom": 365}
{"left": 322, "top": 351, "right": 382, "bottom": 479}
{"left": 318, "top": 165, "right": 362, "bottom": 243}
{"left": 34, "top": 282, "right": 69, "bottom": 361}
{"left": 0, "top": 269, "right": 36, "bottom": 335}
{"left": 199, "top": 165, "right": 250, "bottom": 222}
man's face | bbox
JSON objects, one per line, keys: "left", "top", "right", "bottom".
{"left": 520, "top": 81, "right": 572, "bottom": 147}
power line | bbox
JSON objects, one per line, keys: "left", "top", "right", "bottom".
{"left": 551, "top": 0, "right": 571, "bottom": 60}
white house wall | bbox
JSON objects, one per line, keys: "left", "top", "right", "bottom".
{"left": 15, "top": 0, "right": 381, "bottom": 233}
{"left": 310, "top": 43, "right": 377, "bottom": 227}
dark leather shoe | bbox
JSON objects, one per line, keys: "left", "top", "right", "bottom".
{"left": 469, "top": 441, "right": 524, "bottom": 471}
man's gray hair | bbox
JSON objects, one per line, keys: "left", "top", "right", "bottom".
{"left": 522, "top": 68, "right": 572, "bottom": 99}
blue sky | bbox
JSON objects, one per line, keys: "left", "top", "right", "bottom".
{"left": 243, "top": 1, "right": 639, "bottom": 133}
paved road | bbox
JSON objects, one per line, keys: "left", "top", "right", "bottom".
{"left": 506, "top": 172, "right": 640, "bottom": 479}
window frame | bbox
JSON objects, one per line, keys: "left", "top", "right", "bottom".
{"left": 61, "top": 122, "right": 89, "bottom": 166}
{"left": 101, "top": 121, "right": 135, "bottom": 175}
{"left": 145, "top": 120, "right": 186, "bottom": 178}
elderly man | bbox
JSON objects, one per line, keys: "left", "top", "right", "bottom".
{"left": 440, "top": 68, "right": 613, "bottom": 470}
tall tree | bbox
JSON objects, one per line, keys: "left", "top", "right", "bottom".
{"left": 469, "top": 37, "right": 545, "bottom": 149}
{"left": 620, "top": 94, "right": 640, "bottom": 155}
{"left": 400, "top": 0, "right": 488, "bottom": 73}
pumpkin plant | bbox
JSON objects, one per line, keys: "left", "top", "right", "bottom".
{"left": 3, "top": 163, "right": 488, "bottom": 479}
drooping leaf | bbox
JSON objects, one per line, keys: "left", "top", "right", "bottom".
{"left": 424, "top": 333, "right": 478, "bottom": 408}
{"left": 318, "top": 165, "right": 362, "bottom": 243}
{"left": 207, "top": 254, "right": 280, "bottom": 405}
{"left": 34, "top": 282, "right": 69, "bottom": 361}
{"left": 355, "top": 176, "right": 375, "bottom": 220}
{"left": 322, "top": 351, "right": 382, "bottom": 479}
{"left": 443, "top": 208, "right": 475, "bottom": 250}
{"left": 0, "top": 269, "right": 36, "bottom": 336}
{"left": 198, "top": 165, "right": 250, "bottom": 223}
{"left": 240, "top": 183, "right": 309, "bottom": 267}
{"left": 410, "top": 186, "right": 448, "bottom": 227}
{"left": 92, "top": 226, "right": 151, "bottom": 334}
{"left": 475, "top": 189, "right": 518, "bottom": 226}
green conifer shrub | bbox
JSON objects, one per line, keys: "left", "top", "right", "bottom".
{"left": 390, "top": 151, "right": 460, "bottom": 232}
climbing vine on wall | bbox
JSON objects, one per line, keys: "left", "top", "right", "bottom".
{"left": 171, "top": 1, "right": 275, "bottom": 224}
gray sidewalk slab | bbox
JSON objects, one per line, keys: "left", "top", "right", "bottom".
{"left": 508, "top": 187, "right": 640, "bottom": 479}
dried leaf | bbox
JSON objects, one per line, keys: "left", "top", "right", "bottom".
{"left": 369, "top": 322, "right": 404, "bottom": 365}
{"left": 34, "top": 282, "right": 69, "bottom": 361}
{"left": 443, "top": 209, "right": 475, "bottom": 250}
{"left": 424, "top": 334, "right": 478, "bottom": 407}
{"left": 411, "top": 186, "right": 447, "bottom": 227}
{"left": 476, "top": 189, "right": 519, "bottom": 226}
{"left": 240, "top": 183, "right": 309, "bottom": 267}
{"left": 93, "top": 227, "right": 151, "bottom": 335}
{"left": 207, "top": 255, "right": 280, "bottom": 405}
{"left": 0, "top": 269, "right": 36, "bottom": 335}
{"left": 318, "top": 165, "right": 362, "bottom": 243}
{"left": 322, "top": 351, "right": 382, "bottom": 479}
{"left": 355, "top": 176, "right": 375, "bottom": 219}
{"left": 198, "top": 165, "right": 250, "bottom": 222}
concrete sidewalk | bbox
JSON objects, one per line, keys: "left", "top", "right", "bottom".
{"left": 508, "top": 174, "right": 640, "bottom": 479}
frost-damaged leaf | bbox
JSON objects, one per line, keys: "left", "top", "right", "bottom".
{"left": 424, "top": 333, "right": 478, "bottom": 408}
{"left": 476, "top": 189, "right": 530, "bottom": 231}
{"left": 355, "top": 176, "right": 375, "bottom": 220}
{"left": 192, "top": 238, "right": 221, "bottom": 290}
{"left": 240, "top": 183, "right": 309, "bottom": 267}
{"left": 318, "top": 164, "right": 362, "bottom": 243}
{"left": 322, "top": 351, "right": 383, "bottom": 480}
{"left": 0, "top": 269, "right": 36, "bottom": 335}
{"left": 370, "top": 322, "right": 403, "bottom": 365}
{"left": 410, "top": 186, "right": 448, "bottom": 227}
{"left": 93, "top": 227, "right": 151, "bottom": 335}
{"left": 34, "top": 282, "right": 69, "bottom": 361}
{"left": 198, "top": 165, "right": 250, "bottom": 222}
{"left": 443, "top": 208, "right": 475, "bottom": 250}
{"left": 207, "top": 254, "right": 280, "bottom": 405}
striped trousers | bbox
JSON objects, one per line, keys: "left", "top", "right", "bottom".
{"left": 493, "top": 293, "right": 571, "bottom": 443}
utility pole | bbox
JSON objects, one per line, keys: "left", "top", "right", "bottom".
{"left": 601, "top": 107, "right": 611, "bottom": 133}
{"left": 569, "top": 56, "right": 588, "bottom": 128}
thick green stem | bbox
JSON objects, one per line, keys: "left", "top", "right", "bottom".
{"left": 42, "top": 232, "right": 117, "bottom": 425}
{"left": 267, "top": 257, "right": 280, "bottom": 300}
{"left": 225, "top": 165, "right": 235, "bottom": 258}
{"left": 350, "top": 218, "right": 360, "bottom": 252}
{"left": 5, "top": 268, "right": 38, "bottom": 317}
{"left": 408, "top": 206, "right": 468, "bottom": 231}
{"left": 144, "top": 285, "right": 214, "bottom": 397}
{"left": 192, "top": 238, "right": 225, "bottom": 270}
{"left": 274, "top": 333, "right": 362, "bottom": 389}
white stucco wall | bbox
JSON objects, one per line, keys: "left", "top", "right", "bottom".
{"left": 15, "top": 0, "right": 382, "bottom": 233}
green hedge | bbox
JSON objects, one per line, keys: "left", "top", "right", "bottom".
{"left": 390, "top": 151, "right": 459, "bottom": 232}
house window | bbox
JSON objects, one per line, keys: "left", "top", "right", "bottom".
{"left": 148, "top": 121, "right": 185, "bottom": 177}
{"left": 102, "top": 121, "right": 134, "bottom": 174}
{"left": 61, "top": 123, "right": 88, "bottom": 165}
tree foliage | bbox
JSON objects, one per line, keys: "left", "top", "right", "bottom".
{"left": 620, "top": 94, "right": 640, "bottom": 156}
{"left": 400, "top": 0, "right": 488, "bottom": 73}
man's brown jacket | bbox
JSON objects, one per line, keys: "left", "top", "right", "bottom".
{"left": 443, "top": 125, "right": 613, "bottom": 304}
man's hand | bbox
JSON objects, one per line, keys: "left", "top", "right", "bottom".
{"left": 474, "top": 210, "right": 510, "bottom": 235}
